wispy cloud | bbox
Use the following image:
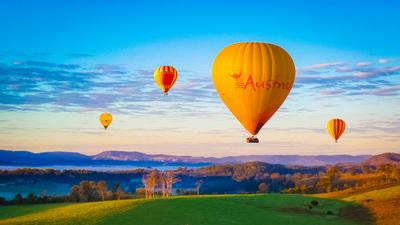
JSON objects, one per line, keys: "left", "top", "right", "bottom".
{"left": 356, "top": 61, "right": 373, "bottom": 67}
{"left": 303, "top": 62, "right": 345, "bottom": 70}
{"left": 368, "top": 85, "right": 400, "bottom": 96}
{"left": 296, "top": 59, "right": 400, "bottom": 97}
{"left": 0, "top": 60, "right": 217, "bottom": 114}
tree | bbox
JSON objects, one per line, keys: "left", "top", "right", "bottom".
{"left": 391, "top": 167, "right": 400, "bottom": 182}
{"left": 142, "top": 175, "right": 150, "bottom": 199}
{"left": 362, "top": 165, "right": 370, "bottom": 174}
{"left": 326, "top": 166, "right": 341, "bottom": 192}
{"left": 97, "top": 180, "right": 107, "bottom": 201}
{"left": 0, "top": 196, "right": 6, "bottom": 205}
{"left": 196, "top": 180, "right": 203, "bottom": 195}
{"left": 112, "top": 182, "right": 124, "bottom": 200}
{"left": 135, "top": 188, "right": 147, "bottom": 198}
{"left": 258, "top": 182, "right": 268, "bottom": 193}
{"left": 377, "top": 164, "right": 393, "bottom": 184}
{"left": 12, "top": 193, "right": 24, "bottom": 204}
{"left": 27, "top": 193, "right": 37, "bottom": 204}
{"left": 89, "top": 181, "right": 98, "bottom": 201}
{"left": 292, "top": 173, "right": 304, "bottom": 193}
{"left": 165, "top": 171, "right": 180, "bottom": 198}
{"left": 348, "top": 167, "right": 357, "bottom": 176}
{"left": 316, "top": 178, "right": 330, "bottom": 193}
{"left": 270, "top": 172, "right": 281, "bottom": 180}
{"left": 115, "top": 187, "right": 125, "bottom": 200}
{"left": 79, "top": 181, "right": 91, "bottom": 202}
{"left": 147, "top": 171, "right": 158, "bottom": 199}
{"left": 160, "top": 172, "right": 168, "bottom": 198}
{"left": 70, "top": 185, "right": 80, "bottom": 202}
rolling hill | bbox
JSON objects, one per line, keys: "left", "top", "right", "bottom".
{"left": 362, "top": 153, "right": 400, "bottom": 166}
{"left": 0, "top": 194, "right": 371, "bottom": 225}
{"left": 315, "top": 184, "right": 400, "bottom": 225}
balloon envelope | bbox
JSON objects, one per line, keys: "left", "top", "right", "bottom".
{"left": 99, "top": 113, "right": 112, "bottom": 129}
{"left": 212, "top": 42, "right": 295, "bottom": 137}
{"left": 327, "top": 118, "right": 346, "bottom": 143}
{"left": 154, "top": 66, "right": 178, "bottom": 95}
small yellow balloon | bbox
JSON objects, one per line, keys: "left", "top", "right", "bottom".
{"left": 99, "top": 113, "right": 112, "bottom": 130}
{"left": 327, "top": 118, "right": 346, "bottom": 143}
{"left": 154, "top": 66, "right": 178, "bottom": 95}
{"left": 212, "top": 42, "right": 295, "bottom": 142}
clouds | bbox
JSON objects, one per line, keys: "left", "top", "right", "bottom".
{"left": 1, "top": 56, "right": 399, "bottom": 116}
{"left": 303, "top": 62, "right": 345, "bottom": 70}
{"left": 296, "top": 59, "right": 400, "bottom": 97}
{"left": 368, "top": 85, "right": 400, "bottom": 96}
{"left": 0, "top": 60, "right": 217, "bottom": 115}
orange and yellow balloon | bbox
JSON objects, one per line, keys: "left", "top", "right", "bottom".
{"left": 99, "top": 113, "right": 112, "bottom": 130}
{"left": 327, "top": 118, "right": 346, "bottom": 143}
{"left": 154, "top": 66, "right": 178, "bottom": 95}
{"left": 212, "top": 42, "right": 295, "bottom": 142}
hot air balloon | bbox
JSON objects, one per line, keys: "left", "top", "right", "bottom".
{"left": 327, "top": 118, "right": 346, "bottom": 143}
{"left": 154, "top": 66, "right": 178, "bottom": 95}
{"left": 212, "top": 42, "right": 295, "bottom": 143}
{"left": 99, "top": 113, "right": 112, "bottom": 130}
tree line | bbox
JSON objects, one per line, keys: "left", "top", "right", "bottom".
{"left": 1, "top": 162, "right": 399, "bottom": 205}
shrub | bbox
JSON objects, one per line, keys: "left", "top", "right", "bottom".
{"left": 310, "top": 200, "right": 319, "bottom": 206}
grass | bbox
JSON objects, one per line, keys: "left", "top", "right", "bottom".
{"left": 316, "top": 184, "right": 400, "bottom": 225}
{"left": 0, "top": 203, "right": 71, "bottom": 220}
{"left": 0, "top": 194, "right": 370, "bottom": 225}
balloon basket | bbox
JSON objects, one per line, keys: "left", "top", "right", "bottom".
{"left": 246, "top": 136, "right": 259, "bottom": 143}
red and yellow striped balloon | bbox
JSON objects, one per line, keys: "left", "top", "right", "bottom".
{"left": 327, "top": 118, "right": 346, "bottom": 143}
{"left": 154, "top": 66, "right": 178, "bottom": 95}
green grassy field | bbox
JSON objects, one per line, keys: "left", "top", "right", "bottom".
{"left": 0, "top": 194, "right": 371, "bottom": 225}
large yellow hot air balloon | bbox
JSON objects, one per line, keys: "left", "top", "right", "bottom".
{"left": 212, "top": 42, "right": 295, "bottom": 143}
{"left": 154, "top": 66, "right": 178, "bottom": 95}
{"left": 327, "top": 118, "right": 346, "bottom": 143}
{"left": 99, "top": 113, "right": 112, "bottom": 130}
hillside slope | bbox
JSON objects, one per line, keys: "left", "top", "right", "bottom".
{"left": 362, "top": 153, "right": 400, "bottom": 166}
{"left": 316, "top": 184, "right": 400, "bottom": 225}
{"left": 0, "top": 194, "right": 371, "bottom": 225}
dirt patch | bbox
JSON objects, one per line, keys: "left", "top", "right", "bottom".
{"left": 339, "top": 204, "right": 375, "bottom": 225}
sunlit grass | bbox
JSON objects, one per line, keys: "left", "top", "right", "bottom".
{"left": 0, "top": 199, "right": 146, "bottom": 225}
{"left": 0, "top": 194, "right": 370, "bottom": 225}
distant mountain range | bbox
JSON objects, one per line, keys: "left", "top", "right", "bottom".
{"left": 92, "top": 151, "right": 372, "bottom": 166}
{"left": 2, "top": 150, "right": 398, "bottom": 167}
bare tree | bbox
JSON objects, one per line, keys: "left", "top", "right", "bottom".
{"left": 160, "top": 172, "right": 167, "bottom": 198}
{"left": 115, "top": 187, "right": 125, "bottom": 200}
{"left": 196, "top": 180, "right": 203, "bottom": 195}
{"left": 142, "top": 171, "right": 158, "bottom": 199}
{"left": 142, "top": 175, "right": 150, "bottom": 199}
{"left": 96, "top": 180, "right": 107, "bottom": 201}
{"left": 148, "top": 171, "right": 158, "bottom": 198}
{"left": 165, "top": 171, "right": 180, "bottom": 197}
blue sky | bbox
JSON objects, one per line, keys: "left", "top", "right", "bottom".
{"left": 0, "top": 1, "right": 399, "bottom": 156}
